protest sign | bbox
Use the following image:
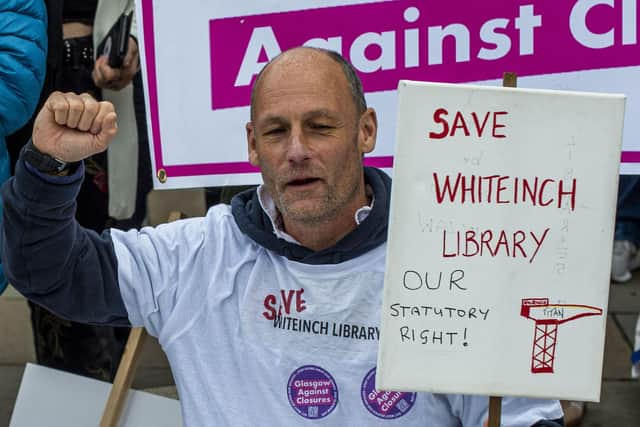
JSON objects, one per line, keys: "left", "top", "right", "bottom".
{"left": 376, "top": 81, "right": 625, "bottom": 402}
{"left": 10, "top": 364, "right": 182, "bottom": 426}
{"left": 135, "top": 0, "right": 640, "bottom": 189}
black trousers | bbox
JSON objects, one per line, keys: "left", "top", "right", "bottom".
{"left": 28, "top": 301, "right": 129, "bottom": 381}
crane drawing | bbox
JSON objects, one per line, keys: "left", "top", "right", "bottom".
{"left": 520, "top": 298, "right": 603, "bottom": 374}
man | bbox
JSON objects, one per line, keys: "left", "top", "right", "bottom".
{"left": 1, "top": 47, "right": 564, "bottom": 426}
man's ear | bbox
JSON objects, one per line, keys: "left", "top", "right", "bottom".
{"left": 246, "top": 122, "right": 260, "bottom": 166}
{"left": 358, "top": 108, "right": 377, "bottom": 155}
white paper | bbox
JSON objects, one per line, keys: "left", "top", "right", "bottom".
{"left": 10, "top": 363, "right": 182, "bottom": 426}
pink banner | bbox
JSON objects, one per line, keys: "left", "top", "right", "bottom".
{"left": 141, "top": 0, "right": 640, "bottom": 178}
{"left": 210, "top": 0, "right": 640, "bottom": 109}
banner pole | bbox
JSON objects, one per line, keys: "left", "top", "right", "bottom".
{"left": 100, "top": 210, "right": 184, "bottom": 427}
{"left": 488, "top": 396, "right": 503, "bottom": 427}
{"left": 99, "top": 327, "right": 147, "bottom": 427}
{"left": 503, "top": 72, "right": 518, "bottom": 88}
{"left": 486, "top": 71, "right": 518, "bottom": 427}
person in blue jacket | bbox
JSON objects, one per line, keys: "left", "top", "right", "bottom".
{"left": 0, "top": 0, "right": 47, "bottom": 293}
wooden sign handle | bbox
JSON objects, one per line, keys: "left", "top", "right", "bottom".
{"left": 100, "top": 210, "right": 184, "bottom": 427}
{"left": 503, "top": 72, "right": 518, "bottom": 88}
{"left": 99, "top": 327, "right": 147, "bottom": 427}
{"left": 485, "top": 72, "right": 518, "bottom": 427}
{"left": 488, "top": 396, "right": 502, "bottom": 427}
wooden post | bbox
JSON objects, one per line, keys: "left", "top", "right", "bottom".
{"left": 503, "top": 72, "right": 518, "bottom": 88}
{"left": 99, "top": 210, "right": 184, "bottom": 427}
{"left": 488, "top": 396, "right": 502, "bottom": 427}
{"left": 99, "top": 327, "right": 147, "bottom": 427}
{"left": 485, "top": 72, "right": 518, "bottom": 427}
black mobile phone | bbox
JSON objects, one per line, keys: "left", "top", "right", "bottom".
{"left": 97, "top": 11, "right": 134, "bottom": 68}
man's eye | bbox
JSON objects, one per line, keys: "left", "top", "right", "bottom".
{"left": 264, "top": 128, "right": 285, "bottom": 136}
{"left": 310, "top": 123, "right": 333, "bottom": 131}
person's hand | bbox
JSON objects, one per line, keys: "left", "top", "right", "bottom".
{"left": 32, "top": 92, "right": 118, "bottom": 162}
{"left": 92, "top": 36, "right": 139, "bottom": 90}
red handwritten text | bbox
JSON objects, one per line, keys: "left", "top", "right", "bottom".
{"left": 433, "top": 173, "right": 577, "bottom": 211}
{"left": 442, "top": 227, "right": 550, "bottom": 263}
{"left": 428, "top": 108, "right": 508, "bottom": 140}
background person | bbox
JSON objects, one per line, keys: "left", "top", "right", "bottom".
{"left": 611, "top": 175, "right": 640, "bottom": 283}
{"left": 0, "top": 0, "right": 47, "bottom": 294}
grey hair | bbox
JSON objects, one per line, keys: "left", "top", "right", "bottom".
{"left": 249, "top": 47, "right": 367, "bottom": 121}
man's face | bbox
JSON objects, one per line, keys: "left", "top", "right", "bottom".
{"left": 247, "top": 50, "right": 376, "bottom": 225}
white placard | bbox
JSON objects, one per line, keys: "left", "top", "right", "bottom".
{"left": 377, "top": 81, "right": 625, "bottom": 402}
{"left": 10, "top": 363, "right": 182, "bottom": 426}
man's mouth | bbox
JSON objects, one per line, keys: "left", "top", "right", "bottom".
{"left": 287, "top": 177, "right": 321, "bottom": 187}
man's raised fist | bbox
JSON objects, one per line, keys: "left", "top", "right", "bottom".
{"left": 32, "top": 91, "right": 118, "bottom": 162}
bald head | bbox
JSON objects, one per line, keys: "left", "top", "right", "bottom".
{"left": 250, "top": 47, "right": 366, "bottom": 122}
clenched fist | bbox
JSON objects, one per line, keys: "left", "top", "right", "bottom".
{"left": 32, "top": 92, "right": 118, "bottom": 162}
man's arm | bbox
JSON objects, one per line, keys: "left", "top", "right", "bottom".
{"left": 0, "top": 92, "right": 130, "bottom": 325}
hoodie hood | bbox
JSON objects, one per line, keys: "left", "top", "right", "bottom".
{"left": 231, "top": 167, "right": 391, "bottom": 264}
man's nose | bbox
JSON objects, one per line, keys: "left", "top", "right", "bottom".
{"left": 286, "top": 128, "right": 311, "bottom": 163}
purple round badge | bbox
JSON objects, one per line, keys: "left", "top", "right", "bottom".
{"left": 361, "top": 367, "right": 416, "bottom": 419}
{"left": 287, "top": 365, "right": 338, "bottom": 419}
